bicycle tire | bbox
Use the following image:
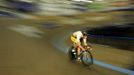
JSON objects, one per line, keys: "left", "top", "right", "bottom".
{"left": 68, "top": 46, "right": 76, "bottom": 61}
{"left": 81, "top": 50, "right": 94, "bottom": 66}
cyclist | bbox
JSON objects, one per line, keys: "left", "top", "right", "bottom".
{"left": 70, "top": 30, "right": 91, "bottom": 61}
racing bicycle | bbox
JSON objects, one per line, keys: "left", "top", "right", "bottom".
{"left": 68, "top": 45, "right": 94, "bottom": 67}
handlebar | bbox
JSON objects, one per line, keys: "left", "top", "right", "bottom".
{"left": 84, "top": 45, "right": 92, "bottom": 50}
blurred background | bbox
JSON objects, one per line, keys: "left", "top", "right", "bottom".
{"left": 0, "top": 0, "right": 134, "bottom": 75}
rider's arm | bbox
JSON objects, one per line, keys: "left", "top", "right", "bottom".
{"left": 83, "top": 37, "right": 92, "bottom": 50}
{"left": 83, "top": 37, "right": 88, "bottom": 46}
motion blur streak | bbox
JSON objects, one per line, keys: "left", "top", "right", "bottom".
{"left": 94, "top": 60, "right": 134, "bottom": 75}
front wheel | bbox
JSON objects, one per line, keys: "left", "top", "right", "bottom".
{"left": 81, "top": 50, "right": 94, "bottom": 66}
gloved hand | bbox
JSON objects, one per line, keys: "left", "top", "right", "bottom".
{"left": 84, "top": 45, "right": 92, "bottom": 51}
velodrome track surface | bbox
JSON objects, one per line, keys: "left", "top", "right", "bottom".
{"left": 0, "top": 11, "right": 134, "bottom": 75}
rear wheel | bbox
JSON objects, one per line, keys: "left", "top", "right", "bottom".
{"left": 81, "top": 50, "right": 93, "bottom": 66}
{"left": 68, "top": 46, "right": 76, "bottom": 61}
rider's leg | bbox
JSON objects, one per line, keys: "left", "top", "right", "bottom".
{"left": 77, "top": 46, "right": 81, "bottom": 57}
{"left": 76, "top": 42, "right": 85, "bottom": 56}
